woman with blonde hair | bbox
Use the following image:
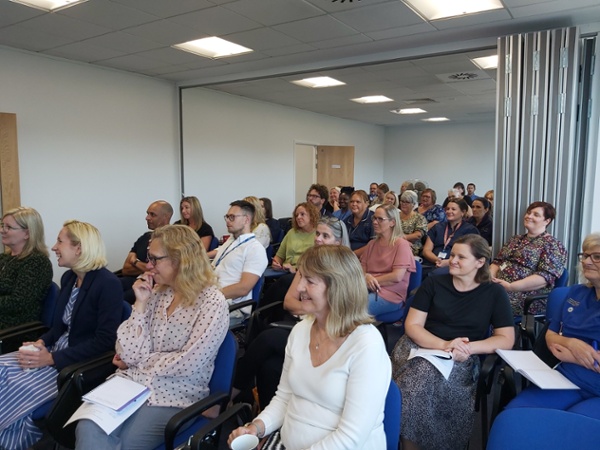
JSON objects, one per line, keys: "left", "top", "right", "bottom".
{"left": 229, "top": 245, "right": 391, "bottom": 449}
{"left": 76, "top": 225, "right": 228, "bottom": 449}
{"left": 361, "top": 204, "right": 416, "bottom": 316}
{"left": 0, "top": 206, "right": 52, "bottom": 329}
{"left": 176, "top": 196, "right": 215, "bottom": 251}
{"left": 0, "top": 220, "right": 123, "bottom": 450}
{"left": 244, "top": 196, "right": 271, "bottom": 248}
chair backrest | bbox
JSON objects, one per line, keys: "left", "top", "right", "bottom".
{"left": 42, "top": 282, "right": 60, "bottom": 328}
{"left": 555, "top": 267, "right": 569, "bottom": 288}
{"left": 407, "top": 259, "right": 422, "bottom": 295}
{"left": 208, "top": 236, "right": 219, "bottom": 251}
{"left": 546, "top": 286, "right": 570, "bottom": 320}
{"left": 122, "top": 301, "right": 132, "bottom": 321}
{"left": 252, "top": 275, "right": 265, "bottom": 303}
{"left": 383, "top": 379, "right": 401, "bottom": 450}
{"left": 487, "top": 407, "right": 600, "bottom": 450}
{"left": 207, "top": 330, "right": 238, "bottom": 396}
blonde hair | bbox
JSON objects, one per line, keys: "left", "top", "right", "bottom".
{"left": 243, "top": 196, "right": 266, "bottom": 230}
{"left": 180, "top": 196, "right": 205, "bottom": 231}
{"left": 151, "top": 225, "right": 217, "bottom": 306}
{"left": 2, "top": 206, "right": 48, "bottom": 258}
{"left": 375, "top": 204, "right": 405, "bottom": 245}
{"left": 297, "top": 245, "right": 372, "bottom": 338}
{"left": 62, "top": 220, "right": 107, "bottom": 272}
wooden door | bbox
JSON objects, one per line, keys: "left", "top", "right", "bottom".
{"left": 316, "top": 145, "right": 354, "bottom": 189}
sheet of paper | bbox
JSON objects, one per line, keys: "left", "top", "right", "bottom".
{"left": 409, "top": 348, "right": 454, "bottom": 380}
{"left": 82, "top": 375, "right": 150, "bottom": 411}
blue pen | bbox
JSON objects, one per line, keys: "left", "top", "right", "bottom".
{"left": 593, "top": 340, "right": 599, "bottom": 369}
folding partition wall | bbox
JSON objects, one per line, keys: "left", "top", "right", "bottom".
{"left": 494, "top": 27, "right": 585, "bottom": 277}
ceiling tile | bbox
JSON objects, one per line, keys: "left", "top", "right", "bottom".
{"left": 110, "top": 0, "right": 214, "bottom": 18}
{"left": 169, "top": 6, "right": 263, "bottom": 35}
{"left": 57, "top": 0, "right": 159, "bottom": 30}
{"left": 43, "top": 41, "right": 126, "bottom": 62}
{"left": 224, "top": 27, "right": 303, "bottom": 50}
{"left": 273, "top": 15, "right": 360, "bottom": 43}
{"left": 15, "top": 13, "right": 112, "bottom": 41}
{"left": 0, "top": 24, "right": 72, "bottom": 51}
{"left": 125, "top": 19, "right": 205, "bottom": 45}
{"left": 0, "top": 2, "right": 45, "bottom": 28}
{"left": 223, "top": 0, "right": 325, "bottom": 26}
{"left": 82, "top": 31, "right": 163, "bottom": 54}
{"left": 332, "top": 2, "right": 423, "bottom": 33}
{"left": 312, "top": 34, "right": 372, "bottom": 50}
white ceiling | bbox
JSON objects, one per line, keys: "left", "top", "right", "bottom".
{"left": 2, "top": 0, "right": 599, "bottom": 125}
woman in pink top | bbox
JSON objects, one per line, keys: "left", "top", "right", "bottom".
{"left": 360, "top": 204, "right": 416, "bottom": 316}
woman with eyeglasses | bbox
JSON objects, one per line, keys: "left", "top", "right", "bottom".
{"left": 75, "top": 225, "right": 228, "bottom": 450}
{"left": 175, "top": 196, "right": 215, "bottom": 251}
{"left": 417, "top": 188, "right": 446, "bottom": 231}
{"left": 399, "top": 190, "right": 428, "bottom": 256}
{"left": 490, "top": 201, "right": 567, "bottom": 317}
{"left": 0, "top": 207, "right": 52, "bottom": 329}
{"left": 360, "top": 204, "right": 415, "bottom": 316}
{"left": 272, "top": 202, "right": 319, "bottom": 273}
{"left": 505, "top": 233, "right": 600, "bottom": 418}
{"left": 0, "top": 220, "right": 123, "bottom": 450}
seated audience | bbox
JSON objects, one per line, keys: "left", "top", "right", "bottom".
{"left": 385, "top": 190, "right": 399, "bottom": 207}
{"left": 361, "top": 204, "right": 415, "bottom": 316}
{"left": 418, "top": 188, "right": 446, "bottom": 231}
{"left": 344, "top": 190, "right": 374, "bottom": 257}
{"left": 0, "top": 220, "right": 123, "bottom": 450}
{"left": 234, "top": 217, "right": 351, "bottom": 408}
{"left": 505, "top": 233, "right": 600, "bottom": 417}
{"left": 272, "top": 202, "right": 318, "bottom": 273}
{"left": 392, "top": 235, "right": 514, "bottom": 450}
{"left": 468, "top": 197, "right": 493, "bottom": 245}
{"left": 75, "top": 225, "right": 228, "bottom": 449}
{"left": 306, "top": 184, "right": 331, "bottom": 217}
{"left": 175, "top": 196, "right": 214, "bottom": 250}
{"left": 244, "top": 196, "right": 271, "bottom": 248}
{"left": 399, "top": 191, "right": 428, "bottom": 256}
{"left": 400, "top": 180, "right": 414, "bottom": 194}
{"left": 119, "top": 200, "right": 172, "bottom": 303}
{"left": 491, "top": 201, "right": 567, "bottom": 316}
{"left": 332, "top": 191, "right": 351, "bottom": 222}
{"left": 260, "top": 197, "right": 281, "bottom": 244}
{"left": 0, "top": 207, "right": 52, "bottom": 329}
{"left": 443, "top": 182, "right": 473, "bottom": 208}
{"left": 210, "top": 201, "right": 268, "bottom": 312}
{"left": 229, "top": 245, "right": 391, "bottom": 450}
{"left": 422, "top": 199, "right": 479, "bottom": 273}
{"left": 369, "top": 182, "right": 389, "bottom": 211}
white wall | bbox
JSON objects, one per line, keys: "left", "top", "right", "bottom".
{"left": 181, "top": 88, "right": 385, "bottom": 237}
{"left": 383, "top": 122, "right": 496, "bottom": 198}
{"left": 0, "top": 47, "right": 180, "bottom": 280}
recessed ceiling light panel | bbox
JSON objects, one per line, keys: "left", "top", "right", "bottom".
{"left": 471, "top": 55, "right": 498, "bottom": 70}
{"left": 390, "top": 108, "right": 427, "bottom": 115}
{"left": 351, "top": 95, "right": 394, "bottom": 104}
{"left": 422, "top": 117, "right": 450, "bottom": 122}
{"left": 10, "top": 0, "right": 88, "bottom": 11}
{"left": 173, "top": 37, "right": 253, "bottom": 59}
{"left": 292, "top": 77, "right": 346, "bottom": 88}
{"left": 402, "top": 0, "right": 504, "bottom": 21}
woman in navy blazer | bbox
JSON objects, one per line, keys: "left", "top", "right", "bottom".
{"left": 0, "top": 220, "right": 123, "bottom": 450}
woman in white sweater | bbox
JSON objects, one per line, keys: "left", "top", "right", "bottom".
{"left": 228, "top": 245, "right": 391, "bottom": 450}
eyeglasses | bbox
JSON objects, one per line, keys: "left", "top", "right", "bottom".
{"left": 399, "top": 200, "right": 412, "bottom": 204}
{"left": 0, "top": 222, "right": 23, "bottom": 231}
{"left": 578, "top": 252, "right": 600, "bottom": 263}
{"left": 307, "top": 194, "right": 321, "bottom": 199}
{"left": 224, "top": 214, "right": 246, "bottom": 222}
{"left": 371, "top": 216, "right": 391, "bottom": 223}
{"left": 147, "top": 254, "right": 169, "bottom": 265}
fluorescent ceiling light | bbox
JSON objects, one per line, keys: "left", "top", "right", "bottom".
{"left": 351, "top": 95, "right": 394, "bottom": 104}
{"left": 9, "top": 0, "right": 88, "bottom": 11}
{"left": 422, "top": 117, "right": 450, "bottom": 122}
{"left": 471, "top": 55, "right": 498, "bottom": 70}
{"left": 292, "top": 77, "right": 346, "bottom": 88}
{"left": 402, "top": 0, "right": 504, "bottom": 21}
{"left": 390, "top": 108, "right": 427, "bottom": 115}
{"left": 173, "top": 37, "right": 253, "bottom": 59}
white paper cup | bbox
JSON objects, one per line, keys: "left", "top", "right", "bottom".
{"left": 230, "top": 434, "right": 259, "bottom": 450}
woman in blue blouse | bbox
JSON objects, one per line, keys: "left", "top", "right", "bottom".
{"left": 506, "top": 232, "right": 600, "bottom": 418}
{"left": 418, "top": 188, "right": 446, "bottom": 231}
{"left": 344, "top": 190, "right": 374, "bottom": 257}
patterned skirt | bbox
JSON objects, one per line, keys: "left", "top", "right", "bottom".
{"left": 0, "top": 353, "right": 58, "bottom": 450}
{"left": 391, "top": 335, "right": 480, "bottom": 450}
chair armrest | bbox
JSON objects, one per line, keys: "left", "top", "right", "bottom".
{"left": 189, "top": 403, "right": 253, "bottom": 450}
{"left": 163, "top": 391, "right": 230, "bottom": 450}
{"left": 0, "top": 322, "right": 47, "bottom": 354}
{"left": 57, "top": 351, "right": 115, "bottom": 390}
{"left": 229, "top": 300, "right": 256, "bottom": 314}
{"left": 522, "top": 294, "right": 548, "bottom": 317}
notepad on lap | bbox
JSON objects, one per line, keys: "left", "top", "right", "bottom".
{"left": 82, "top": 375, "right": 150, "bottom": 411}
{"left": 496, "top": 349, "right": 580, "bottom": 390}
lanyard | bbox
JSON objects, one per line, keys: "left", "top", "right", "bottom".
{"left": 214, "top": 235, "right": 255, "bottom": 267}
{"left": 443, "top": 221, "right": 462, "bottom": 250}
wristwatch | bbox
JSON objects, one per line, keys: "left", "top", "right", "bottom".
{"left": 133, "top": 258, "right": 142, "bottom": 267}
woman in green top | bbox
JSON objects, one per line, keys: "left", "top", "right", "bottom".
{"left": 272, "top": 202, "right": 318, "bottom": 273}
{"left": 0, "top": 207, "right": 52, "bottom": 329}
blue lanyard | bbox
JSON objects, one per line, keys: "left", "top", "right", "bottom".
{"left": 214, "top": 235, "right": 255, "bottom": 267}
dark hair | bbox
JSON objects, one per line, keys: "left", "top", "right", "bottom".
{"left": 453, "top": 182, "right": 465, "bottom": 194}
{"left": 421, "top": 188, "right": 437, "bottom": 204}
{"left": 308, "top": 184, "right": 328, "bottom": 200}
{"left": 467, "top": 183, "right": 476, "bottom": 189}
{"left": 447, "top": 198, "right": 469, "bottom": 214}
{"left": 260, "top": 197, "right": 273, "bottom": 220}
{"left": 526, "top": 201, "right": 556, "bottom": 223}
{"left": 230, "top": 200, "right": 255, "bottom": 220}
{"left": 453, "top": 234, "right": 491, "bottom": 283}
{"left": 473, "top": 197, "right": 490, "bottom": 210}
{"left": 378, "top": 183, "right": 390, "bottom": 193}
